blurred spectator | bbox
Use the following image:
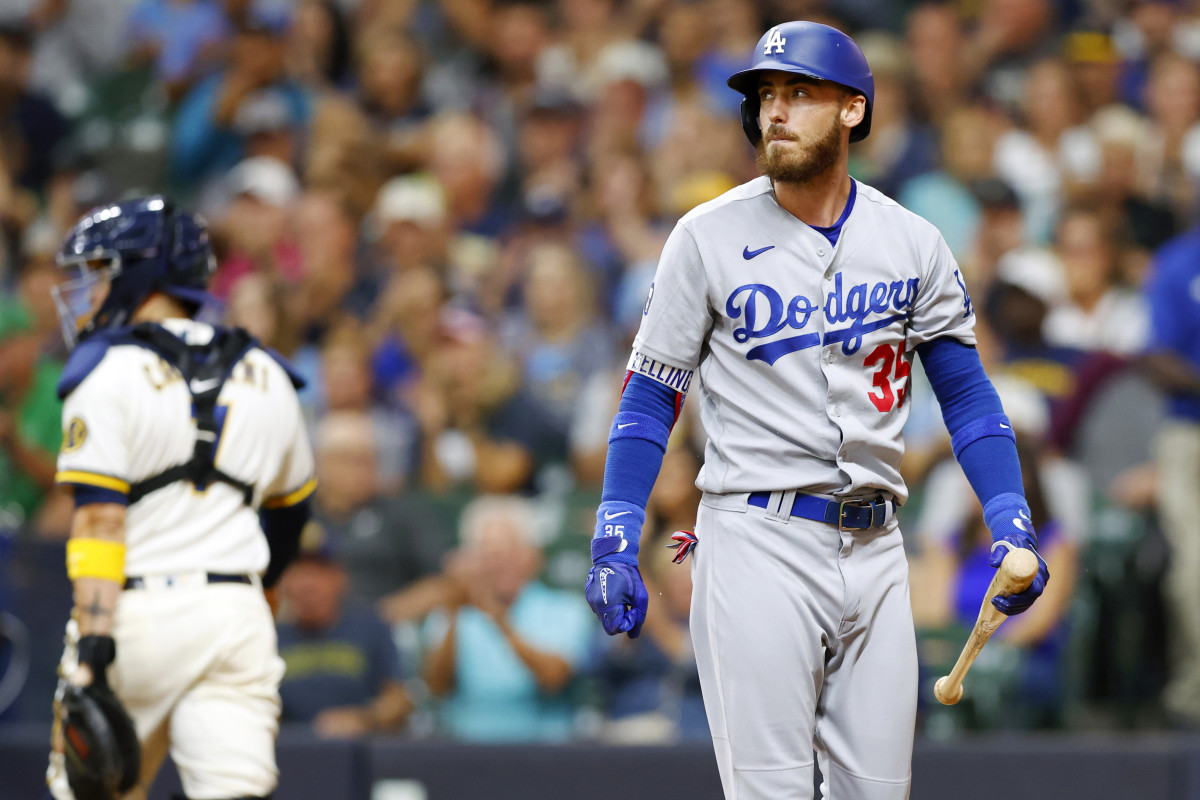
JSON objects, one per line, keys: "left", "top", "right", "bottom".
{"left": 355, "top": 29, "right": 430, "bottom": 173}
{"left": 9, "top": 0, "right": 138, "bottom": 113}
{"left": 850, "top": 33, "right": 937, "bottom": 201}
{"left": 535, "top": 0, "right": 633, "bottom": 104}
{"left": 171, "top": 15, "right": 309, "bottom": 187}
{"left": 289, "top": 189, "right": 370, "bottom": 334}
{"left": 1113, "top": 0, "right": 1198, "bottom": 109}
{"left": 985, "top": 248, "right": 1082, "bottom": 403}
{"left": 1143, "top": 53, "right": 1200, "bottom": 218}
{"left": 424, "top": 495, "right": 592, "bottom": 742}
{"left": 964, "top": 178, "right": 1027, "bottom": 290}
{"left": 372, "top": 174, "right": 450, "bottom": 276}
{"left": 309, "top": 411, "right": 452, "bottom": 604}
{"left": 318, "top": 322, "right": 417, "bottom": 491}
{"left": 413, "top": 325, "right": 567, "bottom": 494}
{"left": 277, "top": 546, "right": 414, "bottom": 737}
{"left": 993, "top": 58, "right": 1100, "bottom": 244}
{"left": 905, "top": 3, "right": 968, "bottom": 125}
{"left": 966, "top": 0, "right": 1059, "bottom": 112}
{"left": 900, "top": 105, "right": 1001, "bottom": 259}
{"left": 587, "top": 528, "right": 706, "bottom": 743}
{"left": 0, "top": 260, "right": 68, "bottom": 537}
{"left": 208, "top": 155, "right": 302, "bottom": 300}
{"left": 1088, "top": 105, "right": 1178, "bottom": 273}
{"left": 911, "top": 383, "right": 1081, "bottom": 727}
{"left": 427, "top": 111, "right": 511, "bottom": 238}
{"left": 1065, "top": 31, "right": 1122, "bottom": 117}
{"left": 304, "top": 94, "right": 385, "bottom": 220}
{"left": 693, "top": 0, "right": 759, "bottom": 117}
{"left": 501, "top": 242, "right": 616, "bottom": 432}
{"left": 0, "top": 23, "right": 68, "bottom": 195}
{"left": 123, "top": 0, "right": 230, "bottom": 99}
{"left": 1043, "top": 204, "right": 1150, "bottom": 355}
{"left": 285, "top": 0, "right": 352, "bottom": 90}
{"left": 1142, "top": 226, "right": 1200, "bottom": 726}
{"left": 369, "top": 266, "right": 447, "bottom": 409}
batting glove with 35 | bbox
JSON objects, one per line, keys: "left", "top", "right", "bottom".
{"left": 984, "top": 493, "right": 1050, "bottom": 616}
{"left": 586, "top": 501, "right": 649, "bottom": 638}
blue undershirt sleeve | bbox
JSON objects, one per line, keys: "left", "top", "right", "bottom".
{"left": 600, "top": 373, "right": 679, "bottom": 507}
{"left": 916, "top": 337, "right": 1024, "bottom": 504}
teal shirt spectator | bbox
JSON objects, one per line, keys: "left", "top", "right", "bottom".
{"left": 898, "top": 172, "right": 980, "bottom": 261}
{"left": 426, "top": 581, "right": 593, "bottom": 742}
{"left": 170, "top": 74, "right": 309, "bottom": 186}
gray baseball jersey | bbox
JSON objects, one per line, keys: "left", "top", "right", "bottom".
{"left": 630, "top": 177, "right": 975, "bottom": 502}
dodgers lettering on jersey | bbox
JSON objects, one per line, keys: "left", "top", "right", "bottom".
{"left": 56, "top": 319, "right": 315, "bottom": 577}
{"left": 632, "top": 177, "right": 975, "bottom": 502}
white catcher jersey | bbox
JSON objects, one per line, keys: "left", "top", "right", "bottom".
{"left": 56, "top": 319, "right": 315, "bottom": 577}
{"left": 632, "top": 178, "right": 975, "bottom": 503}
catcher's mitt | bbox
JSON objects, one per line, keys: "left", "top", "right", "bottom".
{"left": 59, "top": 681, "right": 141, "bottom": 800}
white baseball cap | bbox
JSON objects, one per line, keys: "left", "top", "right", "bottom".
{"left": 375, "top": 174, "right": 447, "bottom": 225}
{"left": 996, "top": 248, "right": 1067, "bottom": 307}
{"left": 225, "top": 156, "right": 300, "bottom": 207}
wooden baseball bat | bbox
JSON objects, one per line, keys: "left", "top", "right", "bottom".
{"left": 933, "top": 547, "right": 1039, "bottom": 705}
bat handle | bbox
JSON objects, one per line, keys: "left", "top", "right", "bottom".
{"left": 933, "top": 548, "right": 1039, "bottom": 706}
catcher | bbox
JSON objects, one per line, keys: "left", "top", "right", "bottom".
{"left": 47, "top": 196, "right": 314, "bottom": 800}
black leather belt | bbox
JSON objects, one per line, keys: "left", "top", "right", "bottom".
{"left": 123, "top": 573, "right": 253, "bottom": 590}
{"left": 748, "top": 491, "right": 892, "bottom": 530}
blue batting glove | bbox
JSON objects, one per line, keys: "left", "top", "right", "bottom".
{"left": 586, "top": 501, "right": 648, "bottom": 638}
{"left": 585, "top": 562, "right": 649, "bottom": 638}
{"left": 983, "top": 493, "right": 1050, "bottom": 616}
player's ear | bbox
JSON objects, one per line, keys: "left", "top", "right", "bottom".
{"left": 840, "top": 93, "right": 866, "bottom": 133}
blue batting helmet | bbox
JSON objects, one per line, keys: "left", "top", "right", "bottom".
{"left": 727, "top": 22, "right": 874, "bottom": 145}
{"left": 52, "top": 196, "right": 218, "bottom": 348}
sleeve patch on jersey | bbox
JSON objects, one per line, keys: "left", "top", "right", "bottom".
{"left": 61, "top": 417, "right": 88, "bottom": 453}
{"left": 626, "top": 350, "right": 693, "bottom": 394}
{"left": 263, "top": 477, "right": 317, "bottom": 509}
{"left": 55, "top": 470, "right": 131, "bottom": 494}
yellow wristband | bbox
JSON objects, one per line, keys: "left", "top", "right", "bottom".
{"left": 66, "top": 538, "right": 126, "bottom": 583}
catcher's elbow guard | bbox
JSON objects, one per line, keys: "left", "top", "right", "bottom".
{"left": 59, "top": 682, "right": 141, "bottom": 800}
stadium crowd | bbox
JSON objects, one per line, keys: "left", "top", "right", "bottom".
{"left": 1, "top": 0, "right": 1198, "bottom": 741}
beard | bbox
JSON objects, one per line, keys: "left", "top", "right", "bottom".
{"left": 755, "top": 112, "right": 843, "bottom": 184}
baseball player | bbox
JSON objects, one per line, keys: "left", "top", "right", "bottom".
{"left": 46, "top": 197, "right": 315, "bottom": 800}
{"left": 584, "top": 22, "right": 1049, "bottom": 800}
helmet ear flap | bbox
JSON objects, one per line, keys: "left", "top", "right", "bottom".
{"left": 740, "top": 97, "right": 762, "bottom": 147}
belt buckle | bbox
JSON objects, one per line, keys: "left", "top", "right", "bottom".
{"left": 837, "top": 497, "right": 878, "bottom": 531}
{"left": 837, "top": 498, "right": 857, "bottom": 531}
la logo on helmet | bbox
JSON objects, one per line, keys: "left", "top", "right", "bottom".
{"left": 764, "top": 28, "right": 787, "bottom": 55}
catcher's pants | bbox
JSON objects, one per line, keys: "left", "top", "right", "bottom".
{"left": 50, "top": 577, "right": 284, "bottom": 800}
{"left": 690, "top": 492, "right": 916, "bottom": 800}
{"left": 1158, "top": 420, "right": 1200, "bottom": 722}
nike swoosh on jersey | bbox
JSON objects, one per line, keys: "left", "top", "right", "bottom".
{"left": 604, "top": 510, "right": 632, "bottom": 520}
{"left": 743, "top": 245, "right": 775, "bottom": 260}
{"left": 190, "top": 378, "right": 221, "bottom": 393}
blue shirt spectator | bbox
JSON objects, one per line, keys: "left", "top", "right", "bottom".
{"left": 1145, "top": 230, "right": 1200, "bottom": 421}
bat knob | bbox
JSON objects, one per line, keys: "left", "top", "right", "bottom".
{"left": 934, "top": 676, "right": 963, "bottom": 706}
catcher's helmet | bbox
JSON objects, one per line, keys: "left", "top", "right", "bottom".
{"left": 52, "top": 196, "right": 218, "bottom": 349}
{"left": 727, "top": 21, "right": 874, "bottom": 145}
